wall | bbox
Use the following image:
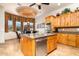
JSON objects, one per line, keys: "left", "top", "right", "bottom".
{"left": 0, "top": 6, "right": 17, "bottom": 41}
{"left": 0, "top": 5, "right": 5, "bottom": 43}
{"left": 35, "top": 3, "right": 79, "bottom": 33}
{"left": 35, "top": 10, "right": 51, "bottom": 33}
{"left": 4, "top": 32, "right": 17, "bottom": 40}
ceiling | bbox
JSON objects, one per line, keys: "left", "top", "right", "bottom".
{"left": 0, "top": 3, "right": 72, "bottom": 17}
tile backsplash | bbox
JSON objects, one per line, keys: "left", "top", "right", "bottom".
{"left": 58, "top": 28, "right": 79, "bottom": 32}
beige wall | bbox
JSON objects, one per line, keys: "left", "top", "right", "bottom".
{"left": 0, "top": 5, "right": 5, "bottom": 43}
{"left": 4, "top": 32, "right": 17, "bottom": 40}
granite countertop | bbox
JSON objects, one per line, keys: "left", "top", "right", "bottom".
{"left": 21, "top": 33, "right": 57, "bottom": 39}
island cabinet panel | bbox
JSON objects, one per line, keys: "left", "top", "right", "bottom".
{"left": 47, "top": 35, "right": 57, "bottom": 53}
{"left": 20, "top": 36, "right": 35, "bottom": 56}
{"left": 76, "top": 35, "right": 79, "bottom": 47}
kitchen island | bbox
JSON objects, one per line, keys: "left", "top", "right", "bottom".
{"left": 20, "top": 33, "right": 57, "bottom": 56}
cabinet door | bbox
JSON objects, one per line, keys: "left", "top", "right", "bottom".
{"left": 47, "top": 35, "right": 57, "bottom": 53}
{"left": 64, "top": 13, "right": 71, "bottom": 27}
{"left": 61, "top": 34, "right": 68, "bottom": 44}
{"left": 70, "top": 13, "right": 77, "bottom": 26}
{"left": 68, "top": 41, "right": 76, "bottom": 47}
{"left": 57, "top": 33, "right": 63, "bottom": 43}
{"left": 53, "top": 18, "right": 58, "bottom": 27}
{"left": 67, "top": 34, "right": 76, "bottom": 47}
{"left": 67, "top": 13, "right": 71, "bottom": 26}
{"left": 76, "top": 12, "right": 79, "bottom": 26}
{"left": 73, "top": 13, "right": 77, "bottom": 26}
{"left": 76, "top": 35, "right": 79, "bottom": 47}
{"left": 57, "top": 34, "right": 68, "bottom": 45}
{"left": 70, "top": 13, "right": 74, "bottom": 26}
{"left": 60, "top": 15, "right": 66, "bottom": 27}
{"left": 57, "top": 17, "right": 61, "bottom": 27}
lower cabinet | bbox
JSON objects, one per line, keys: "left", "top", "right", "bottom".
{"left": 57, "top": 33, "right": 79, "bottom": 47}
{"left": 68, "top": 41, "right": 76, "bottom": 47}
{"left": 67, "top": 34, "right": 76, "bottom": 47}
{"left": 47, "top": 35, "right": 57, "bottom": 53}
{"left": 57, "top": 34, "right": 68, "bottom": 45}
{"left": 76, "top": 35, "right": 79, "bottom": 47}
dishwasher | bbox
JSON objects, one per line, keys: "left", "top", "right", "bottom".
{"left": 35, "top": 37, "right": 47, "bottom": 56}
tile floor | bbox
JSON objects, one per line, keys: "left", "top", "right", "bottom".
{"left": 0, "top": 39, "right": 79, "bottom": 56}
{"left": 48, "top": 44, "right": 79, "bottom": 56}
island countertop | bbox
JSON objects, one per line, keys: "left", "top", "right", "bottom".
{"left": 21, "top": 33, "right": 57, "bottom": 39}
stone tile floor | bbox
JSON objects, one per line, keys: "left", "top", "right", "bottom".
{"left": 0, "top": 39, "right": 79, "bottom": 56}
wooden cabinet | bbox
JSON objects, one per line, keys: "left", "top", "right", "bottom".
{"left": 67, "top": 34, "right": 76, "bottom": 47}
{"left": 20, "top": 35, "right": 57, "bottom": 56}
{"left": 70, "top": 12, "right": 76, "bottom": 26}
{"left": 57, "top": 33, "right": 79, "bottom": 47}
{"left": 60, "top": 15, "right": 65, "bottom": 27}
{"left": 53, "top": 18, "right": 57, "bottom": 27}
{"left": 76, "top": 12, "right": 79, "bottom": 26}
{"left": 47, "top": 11, "right": 79, "bottom": 28}
{"left": 20, "top": 36, "right": 35, "bottom": 56}
{"left": 57, "top": 34, "right": 68, "bottom": 44}
{"left": 45, "top": 15, "right": 55, "bottom": 23}
{"left": 76, "top": 35, "right": 79, "bottom": 47}
{"left": 47, "top": 35, "right": 57, "bottom": 53}
{"left": 56, "top": 17, "right": 61, "bottom": 27}
{"left": 68, "top": 34, "right": 76, "bottom": 42}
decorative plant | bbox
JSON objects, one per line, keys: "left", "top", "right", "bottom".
{"left": 61, "top": 8, "right": 71, "bottom": 14}
{"left": 75, "top": 7, "right": 79, "bottom": 12}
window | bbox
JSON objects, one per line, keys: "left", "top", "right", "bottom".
{"left": 16, "top": 21, "right": 21, "bottom": 31}
{"left": 30, "top": 22, "right": 33, "bottom": 31}
{"left": 23, "top": 22, "right": 33, "bottom": 31}
{"left": 8, "top": 20, "right": 13, "bottom": 31}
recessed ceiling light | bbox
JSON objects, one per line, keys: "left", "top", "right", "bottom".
{"left": 58, "top": 3, "right": 61, "bottom": 6}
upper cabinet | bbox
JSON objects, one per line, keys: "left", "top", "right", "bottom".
{"left": 45, "top": 11, "right": 79, "bottom": 28}
{"left": 45, "top": 15, "right": 56, "bottom": 30}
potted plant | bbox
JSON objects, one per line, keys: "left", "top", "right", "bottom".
{"left": 61, "top": 8, "right": 71, "bottom": 14}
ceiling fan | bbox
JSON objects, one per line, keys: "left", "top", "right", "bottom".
{"left": 29, "top": 3, "right": 50, "bottom": 9}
